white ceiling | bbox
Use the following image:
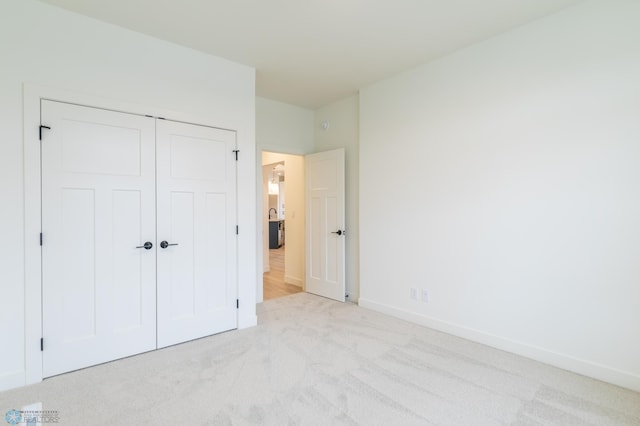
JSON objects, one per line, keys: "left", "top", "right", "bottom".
{"left": 39, "top": 0, "right": 583, "bottom": 109}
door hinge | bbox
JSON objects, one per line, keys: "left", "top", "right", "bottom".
{"left": 236, "top": 225, "right": 239, "bottom": 235}
{"left": 236, "top": 299, "right": 239, "bottom": 309}
{"left": 39, "top": 125, "right": 51, "bottom": 141}
{"left": 40, "top": 338, "right": 43, "bottom": 351}
{"left": 39, "top": 233, "right": 43, "bottom": 246}
{"left": 233, "top": 150, "right": 239, "bottom": 161}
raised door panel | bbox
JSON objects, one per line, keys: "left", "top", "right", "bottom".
{"left": 204, "top": 192, "right": 230, "bottom": 312}
{"left": 325, "top": 195, "right": 339, "bottom": 285}
{"left": 168, "top": 191, "right": 197, "bottom": 319}
{"left": 60, "top": 188, "right": 96, "bottom": 341}
{"left": 112, "top": 189, "right": 145, "bottom": 332}
{"left": 309, "top": 196, "right": 323, "bottom": 281}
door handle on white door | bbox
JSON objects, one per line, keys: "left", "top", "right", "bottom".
{"left": 331, "top": 230, "right": 345, "bottom": 236}
{"left": 135, "top": 242, "right": 153, "bottom": 250}
{"left": 160, "top": 241, "right": 179, "bottom": 249}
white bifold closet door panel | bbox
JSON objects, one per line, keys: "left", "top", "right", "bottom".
{"left": 156, "top": 119, "right": 238, "bottom": 348}
{"left": 41, "top": 100, "right": 157, "bottom": 378}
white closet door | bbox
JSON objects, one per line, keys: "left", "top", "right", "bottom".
{"left": 41, "top": 101, "right": 157, "bottom": 377}
{"left": 156, "top": 120, "right": 238, "bottom": 348}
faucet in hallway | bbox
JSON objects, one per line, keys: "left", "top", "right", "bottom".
{"left": 269, "top": 208, "right": 277, "bottom": 219}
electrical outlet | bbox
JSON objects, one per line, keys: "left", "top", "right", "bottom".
{"left": 421, "top": 289, "right": 430, "bottom": 303}
{"left": 410, "top": 288, "right": 418, "bottom": 300}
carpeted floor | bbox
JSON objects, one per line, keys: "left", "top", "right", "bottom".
{"left": 1, "top": 292, "right": 639, "bottom": 425}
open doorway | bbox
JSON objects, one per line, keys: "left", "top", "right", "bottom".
{"left": 262, "top": 152, "right": 305, "bottom": 300}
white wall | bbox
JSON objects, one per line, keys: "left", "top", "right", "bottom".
{"left": 359, "top": 0, "right": 640, "bottom": 391}
{"left": 315, "top": 96, "right": 360, "bottom": 301}
{"left": 0, "top": 0, "right": 256, "bottom": 391}
{"left": 256, "top": 97, "right": 314, "bottom": 154}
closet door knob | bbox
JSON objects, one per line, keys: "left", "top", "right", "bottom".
{"left": 160, "top": 241, "right": 179, "bottom": 249}
{"left": 135, "top": 242, "right": 153, "bottom": 250}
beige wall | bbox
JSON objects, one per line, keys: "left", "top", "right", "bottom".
{"left": 262, "top": 152, "right": 306, "bottom": 290}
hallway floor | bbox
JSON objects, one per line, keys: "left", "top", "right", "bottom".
{"left": 263, "top": 246, "right": 303, "bottom": 300}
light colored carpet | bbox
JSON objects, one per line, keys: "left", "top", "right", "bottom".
{"left": 1, "top": 292, "right": 639, "bottom": 425}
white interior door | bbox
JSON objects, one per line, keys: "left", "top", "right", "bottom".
{"left": 156, "top": 120, "right": 238, "bottom": 348}
{"left": 305, "top": 149, "right": 346, "bottom": 302}
{"left": 41, "top": 101, "right": 157, "bottom": 377}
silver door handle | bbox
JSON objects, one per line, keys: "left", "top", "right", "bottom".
{"left": 136, "top": 242, "right": 153, "bottom": 250}
{"left": 160, "top": 241, "right": 179, "bottom": 249}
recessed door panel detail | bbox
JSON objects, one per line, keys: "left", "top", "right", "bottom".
{"left": 169, "top": 191, "right": 196, "bottom": 319}
{"left": 205, "top": 192, "right": 228, "bottom": 312}
{"left": 326, "top": 196, "right": 338, "bottom": 284}
{"left": 112, "top": 190, "right": 143, "bottom": 331}
{"left": 170, "top": 135, "right": 227, "bottom": 181}
{"left": 309, "top": 157, "right": 337, "bottom": 191}
{"left": 62, "top": 120, "right": 141, "bottom": 176}
{"left": 61, "top": 188, "right": 96, "bottom": 342}
{"left": 310, "top": 197, "right": 322, "bottom": 280}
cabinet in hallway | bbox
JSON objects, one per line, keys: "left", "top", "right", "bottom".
{"left": 269, "top": 220, "right": 284, "bottom": 249}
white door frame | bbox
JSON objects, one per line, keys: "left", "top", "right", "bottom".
{"left": 23, "top": 84, "right": 238, "bottom": 386}
{"left": 256, "top": 148, "right": 308, "bottom": 303}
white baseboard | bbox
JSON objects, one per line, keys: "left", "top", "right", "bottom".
{"left": 346, "top": 292, "right": 359, "bottom": 304}
{"left": 238, "top": 315, "right": 258, "bottom": 329}
{"left": 0, "top": 370, "right": 25, "bottom": 392}
{"left": 284, "top": 275, "right": 303, "bottom": 287}
{"left": 358, "top": 298, "right": 640, "bottom": 393}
